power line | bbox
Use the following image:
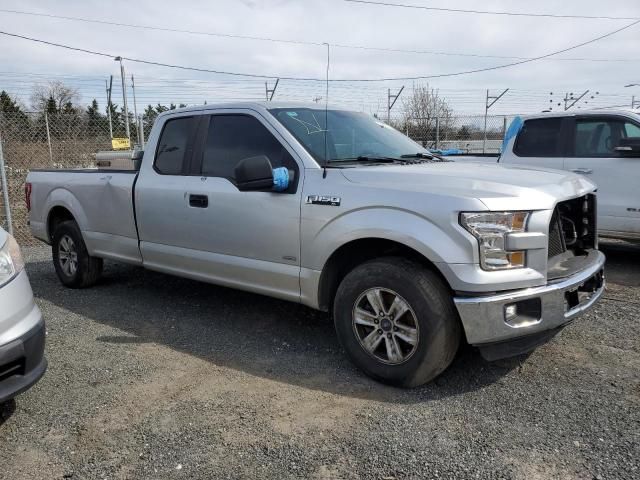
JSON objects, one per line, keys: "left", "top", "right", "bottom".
{"left": 344, "top": 0, "right": 640, "bottom": 21}
{"left": 0, "top": 18, "right": 638, "bottom": 82}
{"left": 356, "top": 19, "right": 640, "bottom": 81}
{"left": 0, "top": 8, "right": 637, "bottom": 63}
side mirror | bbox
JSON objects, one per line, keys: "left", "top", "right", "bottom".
{"left": 235, "top": 155, "right": 275, "bottom": 191}
{"left": 614, "top": 137, "right": 640, "bottom": 157}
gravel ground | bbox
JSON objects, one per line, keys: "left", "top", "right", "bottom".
{"left": 1, "top": 243, "right": 639, "bottom": 479}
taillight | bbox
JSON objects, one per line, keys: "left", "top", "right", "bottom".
{"left": 25, "top": 182, "right": 32, "bottom": 212}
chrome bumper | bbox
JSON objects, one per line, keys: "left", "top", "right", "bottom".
{"left": 454, "top": 251, "right": 606, "bottom": 345}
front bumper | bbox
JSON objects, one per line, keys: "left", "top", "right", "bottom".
{"left": 454, "top": 250, "right": 605, "bottom": 350}
{"left": 0, "top": 316, "right": 46, "bottom": 403}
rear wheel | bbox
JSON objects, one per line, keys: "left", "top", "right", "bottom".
{"left": 333, "top": 257, "right": 460, "bottom": 387}
{"left": 52, "top": 220, "right": 103, "bottom": 288}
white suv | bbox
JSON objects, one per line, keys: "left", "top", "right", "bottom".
{"left": 0, "top": 227, "right": 46, "bottom": 403}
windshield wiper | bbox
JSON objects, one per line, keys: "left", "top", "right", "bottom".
{"left": 400, "top": 152, "right": 448, "bottom": 162}
{"left": 327, "top": 156, "right": 400, "bottom": 164}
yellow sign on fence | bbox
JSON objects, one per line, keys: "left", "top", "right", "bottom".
{"left": 111, "top": 138, "right": 130, "bottom": 150}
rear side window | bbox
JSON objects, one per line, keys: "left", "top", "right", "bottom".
{"left": 154, "top": 116, "right": 196, "bottom": 175}
{"left": 514, "top": 118, "right": 563, "bottom": 157}
{"left": 624, "top": 121, "right": 640, "bottom": 137}
{"left": 201, "top": 115, "right": 296, "bottom": 181}
{"left": 572, "top": 118, "right": 640, "bottom": 157}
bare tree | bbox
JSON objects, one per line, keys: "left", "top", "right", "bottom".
{"left": 399, "top": 84, "right": 454, "bottom": 147}
{"left": 30, "top": 80, "right": 80, "bottom": 112}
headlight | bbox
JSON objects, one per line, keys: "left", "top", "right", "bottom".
{"left": 460, "top": 211, "right": 530, "bottom": 271}
{"left": 0, "top": 234, "right": 25, "bottom": 287}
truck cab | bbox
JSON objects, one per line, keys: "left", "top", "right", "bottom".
{"left": 498, "top": 110, "right": 640, "bottom": 241}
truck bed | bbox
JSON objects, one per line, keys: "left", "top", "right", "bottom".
{"left": 27, "top": 169, "right": 142, "bottom": 265}
{"left": 31, "top": 168, "right": 138, "bottom": 174}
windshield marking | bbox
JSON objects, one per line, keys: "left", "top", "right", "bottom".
{"left": 288, "top": 113, "right": 327, "bottom": 135}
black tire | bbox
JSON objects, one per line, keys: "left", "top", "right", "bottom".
{"left": 52, "top": 220, "right": 103, "bottom": 288}
{"left": 333, "top": 257, "right": 460, "bottom": 387}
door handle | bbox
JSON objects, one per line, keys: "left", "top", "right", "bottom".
{"left": 570, "top": 168, "right": 593, "bottom": 175}
{"left": 189, "top": 194, "right": 208, "bottom": 208}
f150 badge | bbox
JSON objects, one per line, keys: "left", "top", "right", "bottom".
{"left": 306, "top": 195, "right": 341, "bottom": 206}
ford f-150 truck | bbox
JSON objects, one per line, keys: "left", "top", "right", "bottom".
{"left": 451, "top": 110, "right": 640, "bottom": 242}
{"left": 26, "top": 102, "right": 605, "bottom": 387}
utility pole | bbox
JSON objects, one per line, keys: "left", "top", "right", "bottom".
{"left": 483, "top": 88, "right": 509, "bottom": 153}
{"left": 105, "top": 76, "right": 113, "bottom": 139}
{"left": 131, "top": 75, "right": 142, "bottom": 146}
{"left": 114, "top": 56, "right": 130, "bottom": 140}
{"left": 265, "top": 78, "right": 279, "bottom": 101}
{"left": 624, "top": 84, "right": 640, "bottom": 109}
{"left": 387, "top": 86, "right": 404, "bottom": 124}
{"left": 564, "top": 90, "right": 589, "bottom": 111}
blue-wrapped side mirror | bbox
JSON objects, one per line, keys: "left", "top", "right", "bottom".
{"left": 272, "top": 167, "right": 290, "bottom": 192}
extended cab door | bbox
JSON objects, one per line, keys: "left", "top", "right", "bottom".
{"left": 136, "top": 109, "right": 303, "bottom": 302}
{"left": 504, "top": 116, "right": 569, "bottom": 170}
{"left": 564, "top": 115, "right": 640, "bottom": 236}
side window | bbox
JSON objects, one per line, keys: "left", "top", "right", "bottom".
{"left": 514, "top": 118, "right": 563, "bottom": 157}
{"left": 154, "top": 116, "right": 196, "bottom": 175}
{"left": 574, "top": 118, "right": 624, "bottom": 157}
{"left": 201, "top": 114, "right": 297, "bottom": 185}
{"left": 624, "top": 121, "right": 640, "bottom": 138}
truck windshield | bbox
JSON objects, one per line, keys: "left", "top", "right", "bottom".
{"left": 269, "top": 107, "right": 429, "bottom": 165}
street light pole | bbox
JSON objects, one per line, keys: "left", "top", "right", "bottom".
{"left": 114, "top": 56, "right": 130, "bottom": 140}
{"left": 131, "top": 75, "right": 142, "bottom": 145}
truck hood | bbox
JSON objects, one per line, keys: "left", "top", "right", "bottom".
{"left": 340, "top": 162, "right": 596, "bottom": 211}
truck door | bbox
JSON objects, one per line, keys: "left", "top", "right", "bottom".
{"left": 506, "top": 117, "right": 568, "bottom": 171}
{"left": 136, "top": 110, "right": 302, "bottom": 302}
{"left": 564, "top": 115, "right": 640, "bottom": 235}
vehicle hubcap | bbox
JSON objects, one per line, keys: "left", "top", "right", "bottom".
{"left": 352, "top": 288, "right": 419, "bottom": 365}
{"left": 58, "top": 235, "right": 78, "bottom": 277}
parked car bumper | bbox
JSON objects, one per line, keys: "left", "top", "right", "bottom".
{"left": 454, "top": 251, "right": 605, "bottom": 358}
{"left": 0, "top": 271, "right": 47, "bottom": 403}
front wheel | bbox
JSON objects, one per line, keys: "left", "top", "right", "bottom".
{"left": 52, "top": 220, "right": 103, "bottom": 288}
{"left": 333, "top": 257, "right": 460, "bottom": 387}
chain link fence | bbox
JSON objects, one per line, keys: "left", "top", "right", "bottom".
{"left": 391, "top": 114, "right": 516, "bottom": 153}
{"left": 0, "top": 111, "right": 516, "bottom": 246}
{"left": 0, "top": 112, "right": 150, "bottom": 244}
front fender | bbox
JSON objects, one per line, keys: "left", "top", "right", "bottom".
{"left": 303, "top": 206, "right": 475, "bottom": 271}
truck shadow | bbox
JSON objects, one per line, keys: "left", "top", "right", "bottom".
{"left": 0, "top": 399, "right": 16, "bottom": 427}
{"left": 599, "top": 241, "right": 640, "bottom": 287}
{"left": 28, "top": 258, "right": 525, "bottom": 404}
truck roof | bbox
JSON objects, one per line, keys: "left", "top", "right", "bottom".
{"left": 521, "top": 108, "right": 640, "bottom": 120}
{"left": 156, "top": 101, "right": 353, "bottom": 119}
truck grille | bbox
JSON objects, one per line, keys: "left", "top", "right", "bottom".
{"left": 548, "top": 194, "right": 597, "bottom": 260}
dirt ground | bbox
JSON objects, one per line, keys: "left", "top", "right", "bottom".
{"left": 1, "top": 242, "right": 638, "bottom": 479}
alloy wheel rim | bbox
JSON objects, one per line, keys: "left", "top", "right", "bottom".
{"left": 352, "top": 287, "right": 419, "bottom": 365}
{"left": 58, "top": 234, "right": 78, "bottom": 277}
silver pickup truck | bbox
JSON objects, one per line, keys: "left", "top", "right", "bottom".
{"left": 26, "top": 102, "right": 605, "bottom": 387}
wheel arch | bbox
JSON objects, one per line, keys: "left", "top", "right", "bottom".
{"left": 47, "top": 205, "right": 75, "bottom": 242}
{"left": 317, "top": 237, "right": 451, "bottom": 313}
{"left": 43, "top": 188, "right": 90, "bottom": 243}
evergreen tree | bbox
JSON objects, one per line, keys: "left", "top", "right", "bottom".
{"left": 0, "top": 90, "right": 30, "bottom": 139}
{"left": 0, "top": 90, "right": 23, "bottom": 113}
{"left": 45, "top": 96, "right": 58, "bottom": 115}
